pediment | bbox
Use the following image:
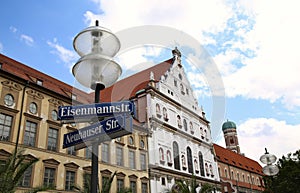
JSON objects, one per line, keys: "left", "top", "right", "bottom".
{"left": 43, "top": 158, "right": 60, "bottom": 165}
{"left": 64, "top": 162, "right": 80, "bottom": 169}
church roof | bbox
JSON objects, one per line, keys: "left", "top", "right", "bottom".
{"left": 213, "top": 143, "right": 263, "bottom": 175}
{"left": 99, "top": 58, "right": 174, "bottom": 102}
{"left": 222, "top": 120, "right": 237, "bottom": 131}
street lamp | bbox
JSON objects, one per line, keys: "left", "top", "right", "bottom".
{"left": 260, "top": 148, "right": 279, "bottom": 176}
{"left": 72, "top": 20, "right": 121, "bottom": 193}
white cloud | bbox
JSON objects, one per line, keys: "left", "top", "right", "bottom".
{"left": 85, "top": 0, "right": 232, "bottom": 34}
{"left": 83, "top": 0, "right": 300, "bottom": 110}
{"left": 20, "top": 34, "right": 34, "bottom": 46}
{"left": 211, "top": 1, "right": 300, "bottom": 109}
{"left": 9, "top": 26, "right": 17, "bottom": 33}
{"left": 236, "top": 118, "right": 300, "bottom": 162}
{"left": 47, "top": 39, "right": 78, "bottom": 69}
{"left": 116, "top": 46, "right": 160, "bottom": 77}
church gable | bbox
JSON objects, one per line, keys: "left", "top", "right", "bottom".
{"left": 156, "top": 48, "right": 201, "bottom": 116}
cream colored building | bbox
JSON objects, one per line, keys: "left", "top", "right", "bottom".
{"left": 0, "top": 53, "right": 149, "bottom": 193}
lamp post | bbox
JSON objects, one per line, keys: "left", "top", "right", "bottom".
{"left": 72, "top": 20, "right": 122, "bottom": 193}
{"left": 260, "top": 148, "right": 279, "bottom": 176}
{"left": 259, "top": 148, "right": 279, "bottom": 193}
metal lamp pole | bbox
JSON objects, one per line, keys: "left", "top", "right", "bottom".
{"left": 91, "top": 83, "right": 102, "bottom": 193}
{"left": 72, "top": 21, "right": 122, "bottom": 193}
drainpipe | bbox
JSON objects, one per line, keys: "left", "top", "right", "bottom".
{"left": 14, "top": 80, "right": 29, "bottom": 153}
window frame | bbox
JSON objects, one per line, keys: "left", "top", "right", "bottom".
{"left": 101, "top": 143, "right": 110, "bottom": 163}
{"left": 23, "top": 120, "right": 38, "bottom": 147}
{"left": 129, "top": 150, "right": 136, "bottom": 169}
{"left": 116, "top": 146, "right": 124, "bottom": 166}
{"left": 0, "top": 113, "right": 13, "bottom": 141}
{"left": 47, "top": 127, "right": 59, "bottom": 152}
{"left": 4, "top": 94, "right": 14, "bottom": 107}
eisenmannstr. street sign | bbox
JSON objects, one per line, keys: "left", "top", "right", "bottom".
{"left": 62, "top": 114, "right": 132, "bottom": 149}
{"left": 58, "top": 100, "right": 135, "bottom": 121}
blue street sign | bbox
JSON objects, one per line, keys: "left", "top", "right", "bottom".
{"left": 63, "top": 114, "right": 132, "bottom": 149}
{"left": 58, "top": 100, "right": 135, "bottom": 121}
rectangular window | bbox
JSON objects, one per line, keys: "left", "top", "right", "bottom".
{"left": 68, "top": 146, "right": 76, "bottom": 156}
{"left": 101, "top": 143, "right": 109, "bottom": 163}
{"left": 24, "top": 121, "right": 37, "bottom": 146}
{"left": 130, "top": 181, "right": 137, "bottom": 193}
{"left": 19, "top": 165, "right": 33, "bottom": 187}
{"left": 140, "top": 153, "right": 146, "bottom": 170}
{"left": 83, "top": 172, "right": 91, "bottom": 189}
{"left": 129, "top": 150, "right": 135, "bottom": 169}
{"left": 47, "top": 128, "right": 58, "bottom": 151}
{"left": 0, "top": 113, "right": 12, "bottom": 141}
{"left": 116, "top": 146, "right": 123, "bottom": 166}
{"left": 85, "top": 147, "right": 92, "bottom": 159}
{"left": 44, "top": 167, "right": 56, "bottom": 186}
{"left": 117, "top": 179, "right": 124, "bottom": 192}
{"left": 71, "top": 94, "right": 77, "bottom": 100}
{"left": 65, "top": 171, "right": 75, "bottom": 190}
{"left": 102, "top": 176, "right": 109, "bottom": 189}
{"left": 36, "top": 79, "right": 43, "bottom": 86}
{"left": 142, "top": 183, "right": 148, "bottom": 193}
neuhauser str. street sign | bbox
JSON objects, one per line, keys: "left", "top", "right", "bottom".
{"left": 58, "top": 100, "right": 135, "bottom": 122}
{"left": 63, "top": 114, "right": 132, "bottom": 149}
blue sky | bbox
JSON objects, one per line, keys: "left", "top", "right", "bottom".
{"left": 1, "top": 0, "right": 299, "bottom": 162}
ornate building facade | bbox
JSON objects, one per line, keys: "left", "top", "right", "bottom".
{"left": 0, "top": 53, "right": 149, "bottom": 193}
{"left": 98, "top": 48, "right": 221, "bottom": 192}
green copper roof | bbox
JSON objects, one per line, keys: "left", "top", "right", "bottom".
{"left": 222, "top": 120, "right": 236, "bottom": 131}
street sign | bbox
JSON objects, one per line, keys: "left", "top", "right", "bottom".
{"left": 63, "top": 114, "right": 132, "bottom": 149}
{"left": 58, "top": 100, "right": 135, "bottom": 121}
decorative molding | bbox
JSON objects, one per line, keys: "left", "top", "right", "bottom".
{"left": 83, "top": 166, "right": 92, "bottom": 172}
{"left": 128, "top": 174, "right": 138, "bottom": 180}
{"left": 48, "top": 98, "right": 63, "bottom": 107}
{"left": 0, "top": 104, "right": 19, "bottom": 113}
{"left": 100, "top": 169, "right": 112, "bottom": 176}
{"left": 64, "top": 162, "right": 80, "bottom": 169}
{"left": 43, "top": 158, "right": 60, "bottom": 165}
{"left": 116, "top": 172, "right": 126, "bottom": 178}
{"left": 1, "top": 80, "right": 22, "bottom": 91}
{"left": 26, "top": 89, "right": 44, "bottom": 99}
{"left": 24, "top": 112, "right": 43, "bottom": 121}
{"left": 46, "top": 119, "right": 62, "bottom": 127}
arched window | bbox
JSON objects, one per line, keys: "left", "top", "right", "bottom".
{"left": 198, "top": 152, "right": 205, "bottom": 176}
{"left": 166, "top": 150, "right": 172, "bottom": 164}
{"left": 4, "top": 94, "right": 14, "bottom": 107}
{"left": 51, "top": 110, "right": 58, "bottom": 121}
{"left": 210, "top": 164, "right": 214, "bottom": 177}
{"left": 140, "top": 140, "right": 145, "bottom": 149}
{"left": 189, "top": 122, "right": 194, "bottom": 134}
{"left": 29, "top": 102, "right": 37, "bottom": 114}
{"left": 187, "top": 147, "right": 193, "bottom": 174}
{"left": 173, "top": 142, "right": 180, "bottom": 170}
{"left": 224, "top": 168, "right": 228, "bottom": 178}
{"left": 156, "top": 103, "right": 161, "bottom": 118}
{"left": 163, "top": 107, "right": 168, "bottom": 121}
{"left": 177, "top": 115, "right": 182, "bottom": 128}
{"left": 128, "top": 136, "right": 134, "bottom": 146}
{"left": 205, "top": 163, "right": 209, "bottom": 176}
{"left": 183, "top": 119, "right": 188, "bottom": 131}
{"left": 159, "top": 147, "right": 164, "bottom": 162}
